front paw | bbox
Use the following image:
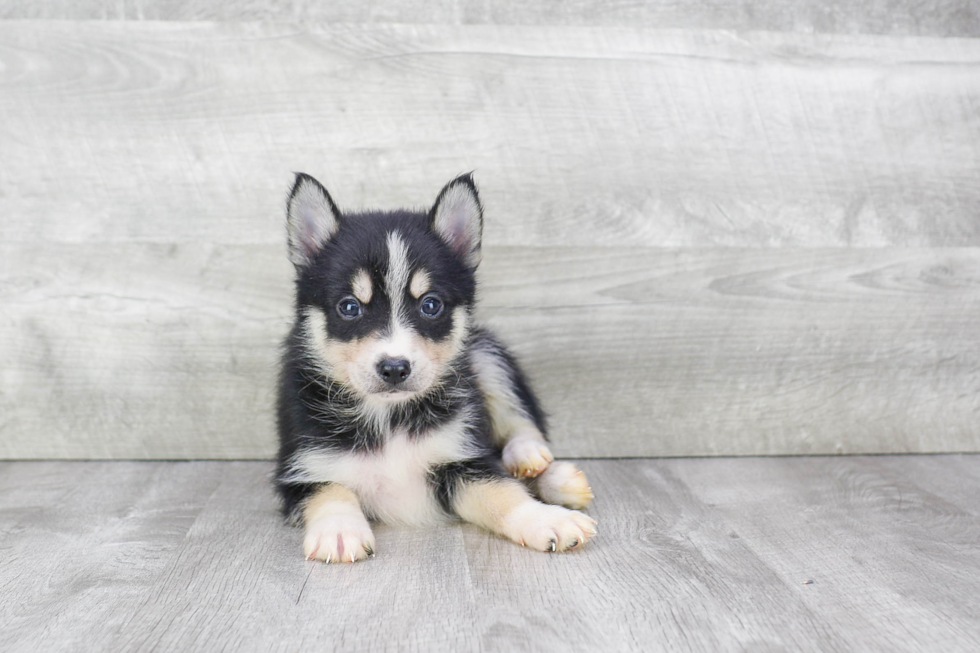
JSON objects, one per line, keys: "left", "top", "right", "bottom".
{"left": 502, "top": 437, "right": 554, "bottom": 478}
{"left": 304, "top": 513, "right": 376, "bottom": 563}
{"left": 535, "top": 461, "right": 594, "bottom": 509}
{"left": 503, "top": 502, "right": 597, "bottom": 552}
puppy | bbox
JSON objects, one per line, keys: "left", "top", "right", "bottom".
{"left": 275, "top": 173, "right": 596, "bottom": 563}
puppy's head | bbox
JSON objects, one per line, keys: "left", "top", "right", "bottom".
{"left": 286, "top": 173, "right": 482, "bottom": 404}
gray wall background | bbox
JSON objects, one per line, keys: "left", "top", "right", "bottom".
{"left": 1, "top": 2, "right": 978, "bottom": 459}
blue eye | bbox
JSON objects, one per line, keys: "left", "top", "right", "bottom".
{"left": 420, "top": 295, "right": 443, "bottom": 318}
{"left": 337, "top": 297, "right": 361, "bottom": 319}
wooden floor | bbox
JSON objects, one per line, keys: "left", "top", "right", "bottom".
{"left": 2, "top": 457, "right": 979, "bottom": 652}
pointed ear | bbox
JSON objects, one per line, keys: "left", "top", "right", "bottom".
{"left": 286, "top": 173, "right": 342, "bottom": 267}
{"left": 428, "top": 174, "right": 483, "bottom": 268}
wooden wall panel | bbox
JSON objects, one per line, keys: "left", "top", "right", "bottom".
{"left": 2, "top": 21, "right": 979, "bottom": 458}
{"left": 1, "top": 24, "right": 979, "bottom": 249}
{"left": 2, "top": 244, "right": 977, "bottom": 458}
{"left": 2, "top": 1, "right": 978, "bottom": 38}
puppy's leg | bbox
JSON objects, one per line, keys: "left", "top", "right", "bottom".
{"left": 470, "top": 329, "right": 595, "bottom": 506}
{"left": 302, "top": 483, "right": 376, "bottom": 563}
{"left": 470, "top": 331, "right": 554, "bottom": 478}
{"left": 452, "top": 476, "right": 597, "bottom": 552}
{"left": 532, "top": 461, "right": 595, "bottom": 510}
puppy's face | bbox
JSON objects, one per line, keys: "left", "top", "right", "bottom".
{"left": 286, "top": 174, "right": 482, "bottom": 403}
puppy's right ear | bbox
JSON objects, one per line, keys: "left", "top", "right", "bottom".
{"left": 286, "top": 173, "right": 342, "bottom": 267}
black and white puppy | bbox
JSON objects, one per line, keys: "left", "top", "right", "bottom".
{"left": 275, "top": 173, "right": 596, "bottom": 563}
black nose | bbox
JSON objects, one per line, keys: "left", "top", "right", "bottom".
{"left": 377, "top": 358, "right": 412, "bottom": 386}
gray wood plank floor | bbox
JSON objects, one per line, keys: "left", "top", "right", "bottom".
{"left": 2, "top": 457, "right": 979, "bottom": 652}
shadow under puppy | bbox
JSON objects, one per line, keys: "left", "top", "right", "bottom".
{"left": 275, "top": 173, "right": 596, "bottom": 563}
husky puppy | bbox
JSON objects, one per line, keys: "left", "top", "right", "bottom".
{"left": 275, "top": 173, "right": 596, "bottom": 563}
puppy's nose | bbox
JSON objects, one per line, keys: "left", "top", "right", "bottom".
{"left": 377, "top": 358, "right": 412, "bottom": 386}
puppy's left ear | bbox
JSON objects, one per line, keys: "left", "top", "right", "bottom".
{"left": 429, "top": 173, "right": 483, "bottom": 269}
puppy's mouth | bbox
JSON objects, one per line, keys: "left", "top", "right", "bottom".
{"left": 365, "top": 385, "right": 421, "bottom": 402}
{"left": 380, "top": 388, "right": 413, "bottom": 397}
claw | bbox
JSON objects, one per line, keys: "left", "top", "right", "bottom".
{"left": 548, "top": 539, "right": 556, "bottom": 552}
{"left": 306, "top": 536, "right": 321, "bottom": 561}
{"left": 568, "top": 539, "right": 579, "bottom": 549}
{"left": 364, "top": 545, "right": 375, "bottom": 558}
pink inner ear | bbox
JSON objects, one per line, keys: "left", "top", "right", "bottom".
{"left": 300, "top": 207, "right": 330, "bottom": 255}
{"left": 445, "top": 209, "right": 471, "bottom": 254}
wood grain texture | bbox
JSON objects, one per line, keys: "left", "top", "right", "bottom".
{"left": 3, "top": 458, "right": 980, "bottom": 652}
{"left": 0, "top": 462, "right": 224, "bottom": 652}
{"left": 672, "top": 456, "right": 980, "bottom": 650}
{"left": 2, "top": 1, "right": 978, "bottom": 37}
{"left": 2, "top": 244, "right": 978, "bottom": 458}
{"left": 1, "top": 23, "right": 979, "bottom": 248}
{"left": 870, "top": 454, "right": 980, "bottom": 519}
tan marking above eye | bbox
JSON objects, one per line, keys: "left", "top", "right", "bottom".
{"left": 352, "top": 268, "right": 373, "bottom": 303}
{"left": 409, "top": 269, "right": 431, "bottom": 298}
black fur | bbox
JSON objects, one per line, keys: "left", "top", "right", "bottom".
{"left": 295, "top": 210, "right": 475, "bottom": 343}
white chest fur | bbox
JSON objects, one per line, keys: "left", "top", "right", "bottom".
{"left": 286, "top": 416, "right": 479, "bottom": 525}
